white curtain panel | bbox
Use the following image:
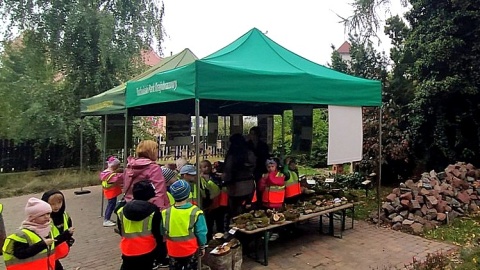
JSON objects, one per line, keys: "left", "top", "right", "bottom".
{"left": 327, "top": 105, "right": 363, "bottom": 165}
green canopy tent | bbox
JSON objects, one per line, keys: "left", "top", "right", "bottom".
{"left": 76, "top": 49, "right": 198, "bottom": 205}
{"left": 80, "top": 48, "right": 198, "bottom": 116}
{"left": 124, "top": 28, "right": 383, "bottom": 220}
{"left": 125, "top": 28, "right": 380, "bottom": 116}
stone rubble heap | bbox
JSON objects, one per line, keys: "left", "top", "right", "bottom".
{"left": 372, "top": 162, "right": 480, "bottom": 234}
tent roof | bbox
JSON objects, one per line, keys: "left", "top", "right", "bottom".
{"left": 80, "top": 48, "right": 198, "bottom": 116}
{"left": 125, "top": 28, "right": 381, "bottom": 116}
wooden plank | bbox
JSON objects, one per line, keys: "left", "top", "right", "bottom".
{"left": 236, "top": 203, "right": 355, "bottom": 235}
{"left": 236, "top": 220, "right": 293, "bottom": 235}
{"left": 298, "top": 203, "right": 354, "bottom": 221}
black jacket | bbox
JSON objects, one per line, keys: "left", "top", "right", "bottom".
{"left": 117, "top": 200, "right": 162, "bottom": 244}
{"left": 41, "top": 190, "right": 73, "bottom": 233}
{"left": 12, "top": 229, "right": 71, "bottom": 259}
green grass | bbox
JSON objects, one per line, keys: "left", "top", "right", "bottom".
{"left": 349, "top": 187, "right": 392, "bottom": 220}
{"left": 423, "top": 214, "right": 480, "bottom": 269}
{"left": 424, "top": 215, "right": 480, "bottom": 245}
{"left": 353, "top": 183, "right": 480, "bottom": 269}
{"left": 456, "top": 247, "right": 480, "bottom": 270}
{"left": 298, "top": 165, "right": 329, "bottom": 175}
{"left": 0, "top": 169, "right": 99, "bottom": 198}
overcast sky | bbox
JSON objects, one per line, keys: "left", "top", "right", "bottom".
{"left": 160, "top": 0, "right": 408, "bottom": 65}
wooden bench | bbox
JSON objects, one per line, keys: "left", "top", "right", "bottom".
{"left": 236, "top": 203, "right": 356, "bottom": 266}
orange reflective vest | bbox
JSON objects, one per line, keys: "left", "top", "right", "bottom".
{"left": 262, "top": 185, "right": 285, "bottom": 204}
{"left": 3, "top": 229, "right": 55, "bottom": 270}
{"left": 219, "top": 187, "right": 229, "bottom": 207}
{"left": 285, "top": 170, "right": 301, "bottom": 198}
{"left": 51, "top": 213, "right": 70, "bottom": 259}
{"left": 251, "top": 190, "right": 257, "bottom": 203}
{"left": 117, "top": 207, "right": 156, "bottom": 256}
{"left": 162, "top": 205, "right": 202, "bottom": 258}
{"left": 101, "top": 172, "right": 122, "bottom": 199}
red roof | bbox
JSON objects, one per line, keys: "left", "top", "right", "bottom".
{"left": 141, "top": 49, "right": 162, "bottom": 66}
{"left": 337, "top": 41, "right": 351, "bottom": 54}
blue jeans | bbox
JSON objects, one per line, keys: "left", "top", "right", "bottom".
{"left": 105, "top": 197, "right": 117, "bottom": 220}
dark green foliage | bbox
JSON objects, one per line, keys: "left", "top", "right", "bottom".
{"left": 329, "top": 35, "right": 413, "bottom": 183}
{"left": 0, "top": 0, "right": 165, "bottom": 167}
{"left": 334, "top": 172, "right": 365, "bottom": 189}
{"left": 405, "top": 0, "right": 480, "bottom": 170}
{"left": 329, "top": 49, "right": 349, "bottom": 74}
{"left": 272, "top": 109, "right": 328, "bottom": 167}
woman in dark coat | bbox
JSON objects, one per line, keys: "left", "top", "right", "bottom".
{"left": 222, "top": 133, "right": 256, "bottom": 219}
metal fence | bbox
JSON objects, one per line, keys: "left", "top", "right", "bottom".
{"left": 0, "top": 139, "right": 77, "bottom": 173}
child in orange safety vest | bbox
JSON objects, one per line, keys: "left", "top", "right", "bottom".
{"left": 200, "top": 160, "right": 223, "bottom": 240}
{"left": 116, "top": 180, "right": 162, "bottom": 270}
{"left": 3, "top": 198, "right": 72, "bottom": 270}
{"left": 283, "top": 157, "right": 302, "bottom": 204}
{"left": 258, "top": 158, "right": 286, "bottom": 209}
{"left": 162, "top": 179, "right": 207, "bottom": 270}
{"left": 41, "top": 189, "right": 75, "bottom": 270}
{"left": 100, "top": 156, "right": 124, "bottom": 227}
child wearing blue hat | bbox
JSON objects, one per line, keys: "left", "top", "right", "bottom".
{"left": 161, "top": 179, "right": 207, "bottom": 270}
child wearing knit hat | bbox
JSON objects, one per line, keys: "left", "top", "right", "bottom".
{"left": 41, "top": 189, "right": 75, "bottom": 270}
{"left": 2, "top": 198, "right": 56, "bottom": 269}
{"left": 117, "top": 180, "right": 163, "bottom": 270}
{"left": 100, "top": 156, "right": 124, "bottom": 227}
{"left": 162, "top": 167, "right": 178, "bottom": 206}
{"left": 161, "top": 180, "right": 208, "bottom": 269}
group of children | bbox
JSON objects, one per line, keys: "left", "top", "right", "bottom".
{"left": 0, "top": 155, "right": 303, "bottom": 270}
{"left": 112, "top": 155, "right": 303, "bottom": 268}
{"left": 259, "top": 156, "right": 303, "bottom": 208}
{"left": 2, "top": 190, "right": 74, "bottom": 270}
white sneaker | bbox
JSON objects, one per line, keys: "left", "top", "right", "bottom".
{"left": 103, "top": 220, "right": 116, "bottom": 227}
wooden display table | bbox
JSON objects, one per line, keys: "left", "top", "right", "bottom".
{"left": 236, "top": 203, "right": 356, "bottom": 266}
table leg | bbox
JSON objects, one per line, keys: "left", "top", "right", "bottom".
{"left": 341, "top": 209, "right": 346, "bottom": 231}
{"left": 319, "top": 215, "right": 323, "bottom": 234}
{"left": 254, "top": 234, "right": 259, "bottom": 261}
{"left": 352, "top": 206, "right": 355, "bottom": 229}
{"left": 329, "top": 212, "right": 334, "bottom": 236}
{"left": 263, "top": 231, "right": 269, "bottom": 266}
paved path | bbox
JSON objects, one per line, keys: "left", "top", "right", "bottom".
{"left": 0, "top": 185, "right": 457, "bottom": 270}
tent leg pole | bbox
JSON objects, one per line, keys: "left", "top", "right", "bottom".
{"left": 75, "top": 117, "right": 91, "bottom": 195}
{"left": 100, "top": 115, "right": 107, "bottom": 217}
{"left": 124, "top": 111, "right": 129, "bottom": 168}
{"left": 203, "top": 116, "right": 206, "bottom": 159}
{"left": 281, "top": 111, "right": 285, "bottom": 160}
{"left": 195, "top": 99, "right": 203, "bottom": 270}
{"left": 223, "top": 116, "right": 227, "bottom": 157}
{"left": 377, "top": 106, "right": 383, "bottom": 227}
{"left": 195, "top": 99, "right": 201, "bottom": 206}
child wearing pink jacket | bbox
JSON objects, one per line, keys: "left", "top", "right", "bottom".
{"left": 100, "top": 156, "right": 123, "bottom": 227}
{"left": 258, "top": 159, "right": 286, "bottom": 209}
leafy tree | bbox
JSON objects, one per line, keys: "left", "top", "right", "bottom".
{"left": 341, "top": 0, "right": 409, "bottom": 41}
{"left": 272, "top": 109, "right": 328, "bottom": 167}
{"left": 0, "top": 0, "right": 166, "bottom": 167}
{"left": 384, "top": 15, "right": 414, "bottom": 112}
{"left": 329, "top": 35, "right": 388, "bottom": 82}
{"left": 329, "top": 35, "right": 412, "bottom": 182}
{"left": 405, "top": 0, "right": 480, "bottom": 169}
{"left": 0, "top": 32, "right": 69, "bottom": 144}
{"left": 0, "top": 31, "right": 93, "bottom": 167}
{"left": 273, "top": 111, "right": 292, "bottom": 157}
{"left": 345, "top": 0, "right": 480, "bottom": 171}
{"left": 1, "top": 0, "right": 165, "bottom": 99}
{"left": 329, "top": 48, "right": 349, "bottom": 74}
